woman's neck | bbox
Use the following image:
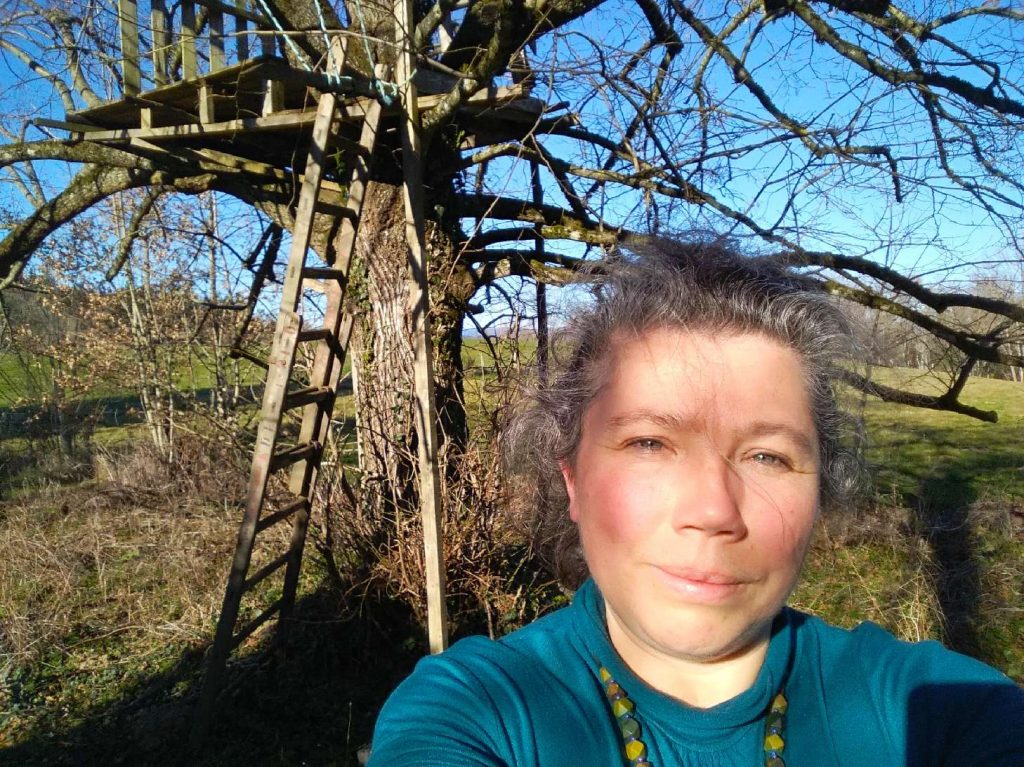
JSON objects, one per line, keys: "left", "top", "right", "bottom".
{"left": 606, "top": 610, "right": 771, "bottom": 709}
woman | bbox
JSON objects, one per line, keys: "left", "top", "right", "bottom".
{"left": 368, "top": 241, "right": 1024, "bottom": 766}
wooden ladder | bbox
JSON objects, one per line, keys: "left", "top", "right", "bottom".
{"left": 191, "top": 48, "right": 383, "bottom": 742}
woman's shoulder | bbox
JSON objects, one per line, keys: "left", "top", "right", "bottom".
{"left": 789, "top": 607, "right": 1016, "bottom": 685}
{"left": 367, "top": 604, "right": 594, "bottom": 766}
{"left": 787, "top": 607, "right": 1024, "bottom": 764}
{"left": 431, "top": 601, "right": 580, "bottom": 673}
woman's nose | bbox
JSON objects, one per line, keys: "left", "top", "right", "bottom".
{"left": 671, "top": 452, "right": 747, "bottom": 538}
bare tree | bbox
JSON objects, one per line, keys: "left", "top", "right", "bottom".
{"left": 1, "top": 0, "right": 1023, "bottom": 512}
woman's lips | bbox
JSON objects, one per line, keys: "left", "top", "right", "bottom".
{"left": 653, "top": 566, "right": 747, "bottom": 603}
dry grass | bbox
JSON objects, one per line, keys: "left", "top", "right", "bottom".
{"left": 0, "top": 434, "right": 302, "bottom": 748}
{"left": 793, "top": 500, "right": 1024, "bottom": 678}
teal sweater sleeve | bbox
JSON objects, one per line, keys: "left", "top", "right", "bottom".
{"left": 857, "top": 623, "right": 1024, "bottom": 766}
{"left": 367, "top": 637, "right": 515, "bottom": 766}
{"left": 807, "top": 617, "right": 1024, "bottom": 765}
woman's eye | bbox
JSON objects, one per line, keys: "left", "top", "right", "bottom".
{"left": 628, "top": 438, "right": 664, "bottom": 452}
{"left": 750, "top": 451, "right": 789, "bottom": 469}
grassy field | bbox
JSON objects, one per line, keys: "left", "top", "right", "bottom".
{"left": 0, "top": 364, "right": 1021, "bottom": 765}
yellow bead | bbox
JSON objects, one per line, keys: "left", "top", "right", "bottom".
{"left": 612, "top": 698, "right": 635, "bottom": 718}
{"left": 764, "top": 733, "right": 785, "bottom": 752}
{"left": 625, "top": 739, "right": 646, "bottom": 761}
{"left": 770, "top": 693, "right": 788, "bottom": 714}
{"left": 599, "top": 667, "right": 612, "bottom": 683}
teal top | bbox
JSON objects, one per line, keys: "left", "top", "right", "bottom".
{"left": 369, "top": 580, "right": 1024, "bottom": 766}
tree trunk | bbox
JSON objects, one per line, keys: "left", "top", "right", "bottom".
{"left": 346, "top": 180, "right": 472, "bottom": 524}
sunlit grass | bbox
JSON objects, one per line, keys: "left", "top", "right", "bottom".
{"left": 859, "top": 366, "right": 1024, "bottom": 504}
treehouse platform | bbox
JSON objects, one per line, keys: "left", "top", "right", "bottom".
{"left": 48, "top": 0, "right": 545, "bottom": 172}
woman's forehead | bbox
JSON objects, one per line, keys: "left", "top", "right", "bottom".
{"left": 585, "top": 328, "right": 816, "bottom": 435}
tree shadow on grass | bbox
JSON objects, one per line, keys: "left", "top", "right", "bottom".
{"left": 0, "top": 585, "right": 423, "bottom": 767}
{"left": 905, "top": 465, "right": 982, "bottom": 657}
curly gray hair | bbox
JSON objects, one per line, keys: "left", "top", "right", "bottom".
{"left": 504, "top": 239, "right": 864, "bottom": 589}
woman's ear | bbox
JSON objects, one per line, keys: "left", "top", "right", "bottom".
{"left": 560, "top": 460, "right": 580, "bottom": 522}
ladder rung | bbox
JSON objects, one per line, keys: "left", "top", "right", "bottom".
{"left": 303, "top": 267, "right": 348, "bottom": 281}
{"left": 283, "top": 385, "right": 333, "bottom": 411}
{"left": 297, "top": 328, "right": 345, "bottom": 356}
{"left": 230, "top": 599, "right": 283, "bottom": 651}
{"left": 230, "top": 346, "right": 269, "bottom": 370}
{"left": 255, "top": 497, "right": 308, "bottom": 534}
{"left": 269, "top": 441, "right": 320, "bottom": 472}
{"left": 243, "top": 551, "right": 291, "bottom": 593}
{"left": 297, "top": 327, "right": 333, "bottom": 343}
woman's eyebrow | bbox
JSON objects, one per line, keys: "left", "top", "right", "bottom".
{"left": 606, "top": 409, "right": 697, "bottom": 431}
{"left": 744, "top": 421, "right": 817, "bottom": 457}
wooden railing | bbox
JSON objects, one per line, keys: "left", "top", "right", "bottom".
{"left": 116, "top": 0, "right": 278, "bottom": 96}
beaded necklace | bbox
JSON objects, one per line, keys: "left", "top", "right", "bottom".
{"left": 599, "top": 666, "right": 788, "bottom": 767}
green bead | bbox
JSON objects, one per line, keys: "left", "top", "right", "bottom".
{"left": 620, "top": 718, "right": 640, "bottom": 739}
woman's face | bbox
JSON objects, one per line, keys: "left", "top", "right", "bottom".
{"left": 562, "top": 328, "right": 820, "bottom": 669}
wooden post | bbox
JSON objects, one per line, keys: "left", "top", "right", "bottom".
{"left": 151, "top": 0, "right": 169, "bottom": 86}
{"left": 395, "top": 0, "right": 449, "bottom": 654}
{"left": 235, "top": 0, "right": 249, "bottom": 61}
{"left": 260, "top": 18, "right": 275, "bottom": 56}
{"left": 209, "top": 4, "right": 226, "bottom": 71}
{"left": 118, "top": 0, "right": 141, "bottom": 96}
{"left": 181, "top": 0, "right": 198, "bottom": 79}
{"left": 530, "top": 159, "right": 549, "bottom": 384}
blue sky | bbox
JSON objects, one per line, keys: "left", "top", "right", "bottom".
{"left": 2, "top": 0, "right": 1022, "bottom": 336}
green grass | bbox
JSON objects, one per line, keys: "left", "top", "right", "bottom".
{"left": 861, "top": 367, "right": 1024, "bottom": 504}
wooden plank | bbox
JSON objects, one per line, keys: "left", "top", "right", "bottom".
{"left": 331, "top": 87, "right": 384, "bottom": 270}
{"left": 283, "top": 385, "right": 332, "bottom": 410}
{"left": 118, "top": 0, "right": 141, "bottom": 96}
{"left": 262, "top": 79, "right": 284, "bottom": 116}
{"left": 278, "top": 91, "right": 339, "bottom": 313}
{"left": 181, "top": 0, "right": 198, "bottom": 80}
{"left": 32, "top": 117, "right": 104, "bottom": 133}
{"left": 195, "top": 0, "right": 271, "bottom": 26}
{"left": 209, "top": 4, "right": 226, "bottom": 71}
{"left": 260, "top": 23, "right": 276, "bottom": 56}
{"left": 242, "top": 551, "right": 290, "bottom": 592}
{"left": 254, "top": 496, "right": 307, "bottom": 533}
{"left": 229, "top": 599, "right": 282, "bottom": 650}
{"left": 235, "top": 0, "right": 249, "bottom": 61}
{"left": 269, "top": 441, "right": 320, "bottom": 472}
{"left": 68, "top": 75, "right": 522, "bottom": 136}
{"left": 396, "top": 0, "right": 449, "bottom": 654}
{"left": 198, "top": 84, "right": 215, "bottom": 123}
{"left": 151, "top": 0, "right": 169, "bottom": 86}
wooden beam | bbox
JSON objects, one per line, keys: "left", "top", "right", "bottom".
{"left": 181, "top": 0, "right": 198, "bottom": 80}
{"left": 33, "top": 117, "right": 104, "bottom": 133}
{"left": 151, "top": 0, "right": 169, "bottom": 86}
{"left": 195, "top": 0, "right": 271, "bottom": 26}
{"left": 235, "top": 0, "right": 249, "bottom": 61}
{"left": 118, "top": 0, "right": 141, "bottom": 96}
{"left": 209, "top": 4, "right": 226, "bottom": 71}
{"left": 396, "top": 0, "right": 449, "bottom": 654}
